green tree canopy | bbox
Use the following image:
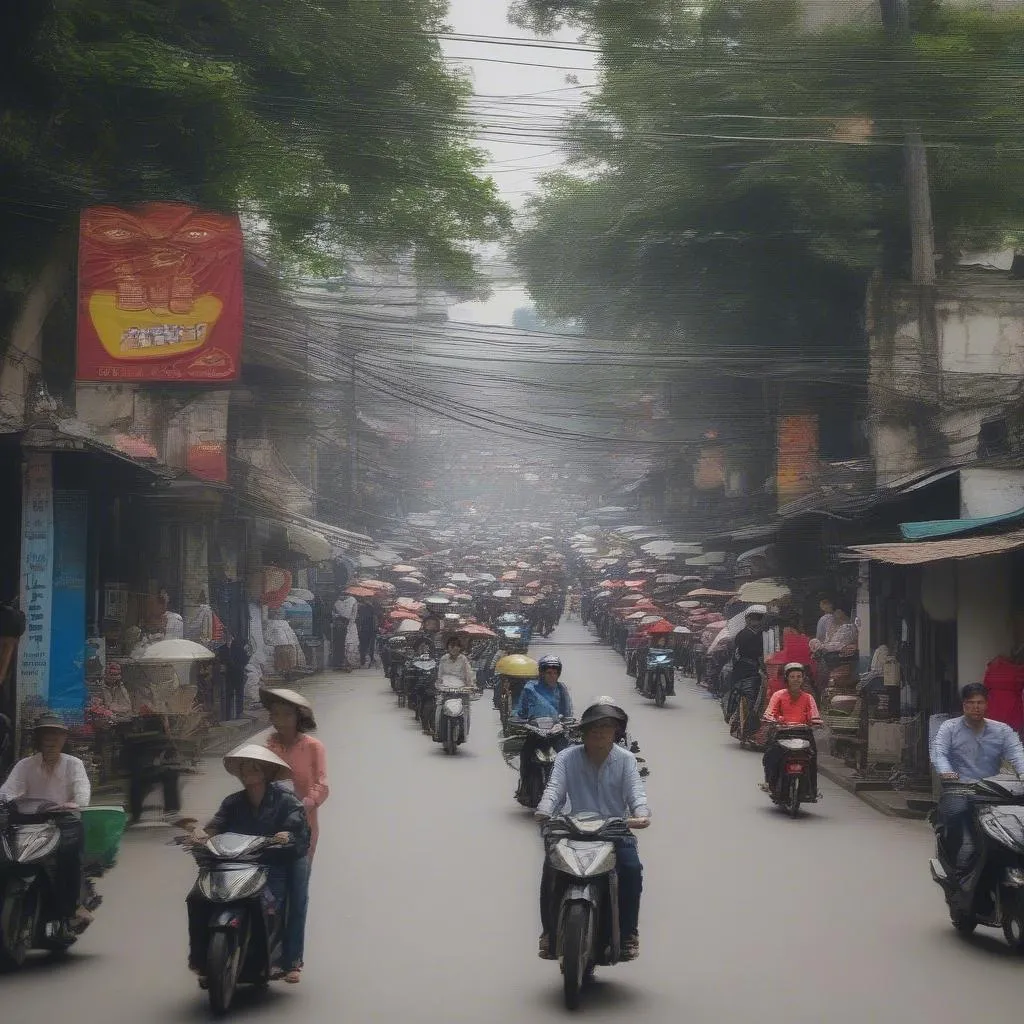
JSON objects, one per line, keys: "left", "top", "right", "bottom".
{"left": 512, "top": 0, "right": 1024, "bottom": 351}
{"left": 0, "top": 0, "right": 509, "bottom": 330}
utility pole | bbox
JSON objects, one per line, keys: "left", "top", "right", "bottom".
{"left": 879, "top": 0, "right": 940, "bottom": 401}
{"left": 348, "top": 350, "right": 358, "bottom": 527}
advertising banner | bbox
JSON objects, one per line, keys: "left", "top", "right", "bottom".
{"left": 50, "top": 491, "right": 88, "bottom": 717}
{"left": 76, "top": 202, "right": 243, "bottom": 382}
{"left": 18, "top": 453, "right": 54, "bottom": 723}
{"left": 777, "top": 414, "right": 820, "bottom": 507}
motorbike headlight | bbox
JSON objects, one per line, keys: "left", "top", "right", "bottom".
{"left": 198, "top": 865, "right": 267, "bottom": 902}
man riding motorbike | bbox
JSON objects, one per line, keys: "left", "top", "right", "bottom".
{"left": 726, "top": 605, "right": 767, "bottom": 722}
{"left": 511, "top": 655, "right": 573, "bottom": 802}
{"left": 760, "top": 663, "right": 822, "bottom": 794}
{"left": 535, "top": 699, "right": 650, "bottom": 961}
{"left": 0, "top": 711, "right": 92, "bottom": 931}
{"left": 930, "top": 682, "right": 1024, "bottom": 879}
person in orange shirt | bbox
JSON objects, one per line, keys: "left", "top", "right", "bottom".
{"left": 760, "top": 664, "right": 822, "bottom": 794}
{"left": 262, "top": 688, "right": 329, "bottom": 984}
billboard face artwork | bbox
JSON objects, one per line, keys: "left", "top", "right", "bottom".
{"left": 76, "top": 202, "right": 243, "bottom": 382}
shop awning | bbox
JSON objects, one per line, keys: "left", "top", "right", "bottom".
{"left": 684, "top": 550, "right": 727, "bottom": 566}
{"left": 286, "top": 524, "right": 332, "bottom": 562}
{"left": 899, "top": 506, "right": 1024, "bottom": 541}
{"left": 848, "top": 529, "right": 1024, "bottom": 565}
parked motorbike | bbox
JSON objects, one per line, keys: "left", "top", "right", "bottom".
{"left": 433, "top": 675, "right": 474, "bottom": 754}
{"left": 764, "top": 725, "right": 818, "bottom": 816}
{"left": 641, "top": 650, "right": 675, "bottom": 708}
{"left": 182, "top": 829, "right": 289, "bottom": 1014}
{"left": 0, "top": 798, "right": 119, "bottom": 969}
{"left": 511, "top": 716, "right": 576, "bottom": 808}
{"left": 929, "top": 776, "right": 1024, "bottom": 945}
{"left": 541, "top": 814, "right": 637, "bottom": 1010}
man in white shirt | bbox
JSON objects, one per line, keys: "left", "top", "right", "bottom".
{"left": 0, "top": 712, "right": 92, "bottom": 926}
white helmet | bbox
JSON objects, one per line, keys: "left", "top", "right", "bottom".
{"left": 745, "top": 604, "right": 768, "bottom": 617}
{"left": 783, "top": 662, "right": 806, "bottom": 676}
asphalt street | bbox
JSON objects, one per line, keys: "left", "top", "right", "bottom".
{"left": 3, "top": 619, "right": 1023, "bottom": 1022}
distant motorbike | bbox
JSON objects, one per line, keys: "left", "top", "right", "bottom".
{"left": 495, "top": 614, "right": 531, "bottom": 654}
{"left": 183, "top": 830, "right": 289, "bottom": 1014}
{"left": 541, "top": 814, "right": 637, "bottom": 1010}
{"left": 640, "top": 649, "right": 675, "bottom": 708}
{"left": 929, "top": 776, "right": 1024, "bottom": 945}
{"left": 764, "top": 725, "right": 818, "bottom": 817}
{"left": 408, "top": 655, "right": 440, "bottom": 731}
{"left": 433, "top": 676, "right": 474, "bottom": 754}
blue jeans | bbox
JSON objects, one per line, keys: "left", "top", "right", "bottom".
{"left": 284, "top": 856, "right": 310, "bottom": 970}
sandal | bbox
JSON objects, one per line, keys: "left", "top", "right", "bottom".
{"left": 285, "top": 968, "right": 302, "bottom": 984}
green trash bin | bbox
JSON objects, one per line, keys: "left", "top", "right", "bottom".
{"left": 80, "top": 805, "right": 128, "bottom": 870}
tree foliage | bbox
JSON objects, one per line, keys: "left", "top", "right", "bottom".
{"left": 0, "top": 0, "right": 509, "bottom": 329}
{"left": 512, "top": 0, "right": 1024, "bottom": 350}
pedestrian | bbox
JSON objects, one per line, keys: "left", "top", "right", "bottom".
{"left": 356, "top": 598, "right": 378, "bottom": 668}
{"left": 332, "top": 591, "right": 357, "bottom": 671}
{"left": 216, "top": 632, "right": 249, "bottom": 721}
{"left": 262, "top": 688, "right": 328, "bottom": 984}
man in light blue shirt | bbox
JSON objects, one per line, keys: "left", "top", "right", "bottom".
{"left": 930, "top": 682, "right": 1024, "bottom": 872}
{"left": 512, "top": 655, "right": 573, "bottom": 806}
{"left": 535, "top": 699, "right": 650, "bottom": 961}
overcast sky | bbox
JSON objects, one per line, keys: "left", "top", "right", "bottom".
{"left": 442, "top": 0, "right": 597, "bottom": 325}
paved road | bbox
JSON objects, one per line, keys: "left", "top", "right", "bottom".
{"left": 4, "top": 620, "right": 1024, "bottom": 1021}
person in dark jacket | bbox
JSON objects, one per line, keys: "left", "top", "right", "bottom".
{"left": 356, "top": 599, "right": 378, "bottom": 668}
{"left": 185, "top": 745, "right": 310, "bottom": 984}
{"left": 216, "top": 632, "right": 250, "bottom": 721}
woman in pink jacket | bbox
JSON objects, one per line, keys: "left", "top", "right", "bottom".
{"left": 261, "top": 688, "right": 329, "bottom": 983}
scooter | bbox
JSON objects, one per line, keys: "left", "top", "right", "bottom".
{"left": 764, "top": 725, "right": 818, "bottom": 817}
{"left": 184, "top": 830, "right": 289, "bottom": 1014}
{"left": 433, "top": 675, "right": 474, "bottom": 754}
{"left": 929, "top": 776, "right": 1024, "bottom": 946}
{"left": 514, "top": 716, "right": 575, "bottom": 808}
{"left": 542, "top": 814, "right": 637, "bottom": 1010}
{"left": 641, "top": 650, "right": 675, "bottom": 708}
{"left": 406, "top": 655, "right": 439, "bottom": 728}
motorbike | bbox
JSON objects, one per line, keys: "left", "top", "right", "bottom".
{"left": 510, "top": 716, "right": 577, "bottom": 808}
{"left": 727, "top": 668, "right": 766, "bottom": 750}
{"left": 929, "top": 776, "right": 1024, "bottom": 945}
{"left": 495, "top": 614, "right": 531, "bottom": 654}
{"left": 183, "top": 830, "right": 289, "bottom": 1014}
{"left": 433, "top": 675, "right": 474, "bottom": 754}
{"left": 408, "top": 655, "right": 440, "bottom": 731}
{"left": 0, "top": 798, "right": 117, "bottom": 969}
{"left": 764, "top": 725, "right": 818, "bottom": 817}
{"left": 386, "top": 636, "right": 411, "bottom": 699}
{"left": 640, "top": 649, "right": 675, "bottom": 707}
{"left": 541, "top": 814, "right": 636, "bottom": 1010}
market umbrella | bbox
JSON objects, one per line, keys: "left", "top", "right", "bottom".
{"left": 424, "top": 594, "right": 452, "bottom": 606}
{"left": 389, "top": 609, "right": 417, "bottom": 621}
{"left": 655, "top": 574, "right": 685, "bottom": 584}
{"left": 449, "top": 573, "right": 473, "bottom": 584}
{"left": 525, "top": 580, "right": 542, "bottom": 589}
{"left": 686, "top": 588, "right": 736, "bottom": 599}
{"left": 737, "top": 578, "right": 791, "bottom": 603}
{"left": 617, "top": 594, "right": 647, "bottom": 604}
{"left": 457, "top": 624, "right": 497, "bottom": 637}
{"left": 345, "top": 586, "right": 376, "bottom": 598}
{"left": 626, "top": 611, "right": 647, "bottom": 620}
{"left": 638, "top": 615, "right": 664, "bottom": 626}
{"left": 399, "top": 576, "right": 423, "bottom": 585}
{"left": 642, "top": 619, "right": 675, "bottom": 635}
{"left": 392, "top": 564, "right": 417, "bottom": 573}
{"left": 135, "top": 639, "right": 215, "bottom": 662}
{"left": 396, "top": 618, "right": 422, "bottom": 632}
{"left": 676, "top": 600, "right": 701, "bottom": 610}
{"left": 594, "top": 591, "right": 612, "bottom": 599}
{"left": 674, "top": 626, "right": 692, "bottom": 635}
{"left": 492, "top": 588, "right": 513, "bottom": 598}
{"left": 501, "top": 571, "right": 519, "bottom": 581}
{"left": 356, "top": 554, "right": 383, "bottom": 569}
{"left": 357, "top": 579, "right": 394, "bottom": 592}
{"left": 622, "top": 579, "right": 648, "bottom": 588}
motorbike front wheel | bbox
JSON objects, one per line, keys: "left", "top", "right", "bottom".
{"left": 787, "top": 775, "right": 801, "bottom": 817}
{"left": 443, "top": 719, "right": 458, "bottom": 755}
{"left": 207, "top": 930, "right": 241, "bottom": 1015}
{"left": 655, "top": 675, "right": 666, "bottom": 708}
{"left": 561, "top": 903, "right": 591, "bottom": 1011}
{"left": 950, "top": 907, "right": 978, "bottom": 935}
{"left": 1003, "top": 908, "right": 1024, "bottom": 949}
{"left": 0, "top": 886, "right": 35, "bottom": 970}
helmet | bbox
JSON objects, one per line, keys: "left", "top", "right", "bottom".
{"left": 538, "top": 655, "right": 563, "bottom": 675}
{"left": 579, "top": 699, "right": 628, "bottom": 731}
{"left": 783, "top": 662, "right": 805, "bottom": 677}
{"left": 745, "top": 604, "right": 768, "bottom": 617}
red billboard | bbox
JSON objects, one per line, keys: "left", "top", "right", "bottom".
{"left": 76, "top": 203, "right": 243, "bottom": 382}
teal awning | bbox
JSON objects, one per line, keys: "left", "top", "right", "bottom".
{"left": 899, "top": 506, "right": 1024, "bottom": 541}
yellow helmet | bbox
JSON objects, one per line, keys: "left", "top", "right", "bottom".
{"left": 495, "top": 654, "right": 539, "bottom": 679}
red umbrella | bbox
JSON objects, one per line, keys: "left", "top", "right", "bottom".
{"left": 345, "top": 586, "right": 376, "bottom": 598}
{"left": 389, "top": 609, "right": 418, "bottom": 621}
{"left": 622, "top": 579, "right": 647, "bottom": 588}
{"left": 457, "top": 623, "right": 497, "bottom": 637}
{"left": 641, "top": 619, "right": 675, "bottom": 635}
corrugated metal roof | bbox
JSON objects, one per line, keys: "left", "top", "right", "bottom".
{"left": 900, "top": 506, "right": 1024, "bottom": 540}
{"left": 849, "top": 529, "right": 1024, "bottom": 565}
